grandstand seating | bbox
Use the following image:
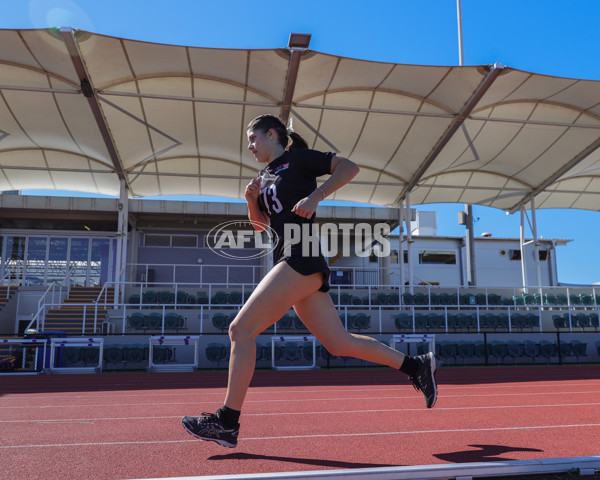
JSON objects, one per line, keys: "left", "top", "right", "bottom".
{"left": 125, "top": 346, "right": 147, "bottom": 365}
{"left": 211, "top": 313, "right": 229, "bottom": 333}
{"left": 522, "top": 340, "right": 541, "bottom": 363}
{"left": 126, "top": 311, "right": 186, "bottom": 332}
{"left": 164, "top": 312, "right": 185, "bottom": 331}
{"left": 205, "top": 342, "right": 228, "bottom": 368}
{"left": 145, "top": 312, "right": 162, "bottom": 330}
{"left": 394, "top": 313, "right": 412, "bottom": 332}
{"left": 540, "top": 340, "right": 558, "bottom": 364}
{"left": 489, "top": 341, "right": 509, "bottom": 364}
{"left": 282, "top": 342, "right": 301, "bottom": 364}
{"left": 352, "top": 313, "right": 371, "bottom": 331}
{"left": 558, "top": 341, "right": 572, "bottom": 359}
{"left": 507, "top": 340, "right": 523, "bottom": 363}
{"left": 438, "top": 341, "right": 458, "bottom": 365}
{"left": 276, "top": 314, "right": 294, "bottom": 332}
{"left": 103, "top": 347, "right": 125, "bottom": 369}
{"left": 456, "top": 341, "right": 475, "bottom": 364}
{"left": 152, "top": 346, "right": 174, "bottom": 364}
{"left": 571, "top": 340, "right": 587, "bottom": 363}
{"left": 11, "top": 280, "right": 596, "bottom": 373}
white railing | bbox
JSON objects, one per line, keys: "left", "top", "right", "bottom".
{"left": 24, "top": 281, "right": 64, "bottom": 333}
{"left": 62, "top": 262, "right": 79, "bottom": 289}
{"left": 129, "top": 262, "right": 264, "bottom": 287}
{"left": 20, "top": 262, "right": 600, "bottom": 336}
{"left": 0, "top": 269, "right": 12, "bottom": 287}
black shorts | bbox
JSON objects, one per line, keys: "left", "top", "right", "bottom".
{"left": 278, "top": 255, "right": 331, "bottom": 293}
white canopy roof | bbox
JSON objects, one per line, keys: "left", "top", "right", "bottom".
{"left": 2, "top": 28, "right": 600, "bottom": 213}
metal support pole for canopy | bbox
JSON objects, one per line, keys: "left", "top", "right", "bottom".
{"left": 465, "top": 204, "right": 477, "bottom": 286}
{"left": 457, "top": 0, "right": 465, "bottom": 66}
{"left": 520, "top": 208, "right": 528, "bottom": 289}
{"left": 114, "top": 179, "right": 129, "bottom": 305}
{"left": 405, "top": 193, "right": 414, "bottom": 294}
{"left": 457, "top": 0, "right": 477, "bottom": 287}
{"left": 531, "top": 199, "right": 542, "bottom": 288}
{"left": 398, "top": 201, "right": 405, "bottom": 292}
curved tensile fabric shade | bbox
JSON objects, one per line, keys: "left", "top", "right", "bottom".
{"left": 2, "top": 28, "right": 600, "bottom": 213}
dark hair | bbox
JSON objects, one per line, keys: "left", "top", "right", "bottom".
{"left": 247, "top": 114, "right": 308, "bottom": 151}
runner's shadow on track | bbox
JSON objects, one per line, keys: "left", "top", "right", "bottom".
{"left": 434, "top": 444, "right": 544, "bottom": 463}
{"left": 209, "top": 452, "right": 397, "bottom": 469}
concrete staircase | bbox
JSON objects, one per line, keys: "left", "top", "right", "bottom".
{"left": 0, "top": 286, "right": 16, "bottom": 311}
{"left": 44, "top": 286, "right": 114, "bottom": 335}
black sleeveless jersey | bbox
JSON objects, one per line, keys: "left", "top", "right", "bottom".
{"left": 256, "top": 149, "right": 334, "bottom": 291}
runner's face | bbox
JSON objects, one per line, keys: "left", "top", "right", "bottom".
{"left": 247, "top": 128, "right": 272, "bottom": 163}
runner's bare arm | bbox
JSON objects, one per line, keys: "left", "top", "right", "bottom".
{"left": 245, "top": 177, "right": 270, "bottom": 231}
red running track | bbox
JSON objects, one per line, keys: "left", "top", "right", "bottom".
{"left": 1, "top": 365, "right": 599, "bottom": 480}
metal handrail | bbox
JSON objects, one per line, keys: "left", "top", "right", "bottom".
{"left": 0, "top": 269, "right": 12, "bottom": 287}
{"left": 25, "top": 281, "right": 62, "bottom": 333}
{"left": 95, "top": 282, "right": 113, "bottom": 307}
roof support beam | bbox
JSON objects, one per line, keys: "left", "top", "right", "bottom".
{"left": 280, "top": 33, "right": 311, "bottom": 125}
{"left": 508, "top": 135, "right": 600, "bottom": 213}
{"left": 0, "top": 85, "right": 79, "bottom": 95}
{"left": 59, "top": 27, "right": 129, "bottom": 187}
{"left": 97, "top": 89, "right": 600, "bottom": 130}
{"left": 395, "top": 62, "right": 505, "bottom": 206}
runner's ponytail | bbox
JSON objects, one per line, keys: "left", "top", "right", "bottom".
{"left": 287, "top": 131, "right": 308, "bottom": 151}
{"left": 247, "top": 114, "right": 308, "bottom": 151}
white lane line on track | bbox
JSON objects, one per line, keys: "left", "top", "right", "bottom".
{"left": 2, "top": 402, "right": 600, "bottom": 423}
{"left": 2, "top": 423, "right": 600, "bottom": 449}
{"left": 2, "top": 390, "right": 600, "bottom": 410}
{"left": 3, "top": 381, "right": 600, "bottom": 400}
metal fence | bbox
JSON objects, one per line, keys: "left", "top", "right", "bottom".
{"left": 3, "top": 330, "right": 596, "bottom": 374}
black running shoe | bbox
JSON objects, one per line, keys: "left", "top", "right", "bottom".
{"left": 408, "top": 352, "right": 438, "bottom": 408}
{"left": 181, "top": 412, "right": 239, "bottom": 448}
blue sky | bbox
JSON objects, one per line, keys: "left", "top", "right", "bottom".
{"left": 2, "top": 0, "right": 600, "bottom": 284}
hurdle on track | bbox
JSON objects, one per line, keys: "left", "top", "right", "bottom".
{"left": 390, "top": 334, "right": 436, "bottom": 355}
{"left": 0, "top": 338, "right": 48, "bottom": 374}
{"left": 48, "top": 337, "right": 104, "bottom": 374}
{"left": 271, "top": 335, "right": 317, "bottom": 371}
{"left": 148, "top": 335, "right": 201, "bottom": 372}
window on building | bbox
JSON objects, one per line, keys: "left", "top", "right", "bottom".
{"left": 172, "top": 235, "right": 197, "bottom": 247}
{"left": 144, "top": 234, "right": 197, "bottom": 247}
{"left": 145, "top": 234, "right": 170, "bottom": 247}
{"left": 390, "top": 250, "right": 409, "bottom": 264}
{"left": 418, "top": 250, "right": 456, "bottom": 265}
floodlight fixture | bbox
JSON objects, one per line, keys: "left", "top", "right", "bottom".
{"left": 288, "top": 33, "right": 311, "bottom": 49}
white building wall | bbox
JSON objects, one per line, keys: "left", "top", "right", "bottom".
{"left": 406, "top": 237, "right": 462, "bottom": 286}
{"left": 474, "top": 241, "right": 524, "bottom": 287}
{"left": 329, "top": 234, "right": 558, "bottom": 288}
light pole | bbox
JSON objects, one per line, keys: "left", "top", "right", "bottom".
{"left": 457, "top": 0, "right": 477, "bottom": 286}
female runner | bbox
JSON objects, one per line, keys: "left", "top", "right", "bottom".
{"left": 182, "top": 114, "right": 437, "bottom": 448}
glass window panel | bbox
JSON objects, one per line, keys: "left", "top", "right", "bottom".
{"left": 70, "top": 238, "right": 89, "bottom": 286}
{"left": 26, "top": 237, "right": 47, "bottom": 286}
{"left": 6, "top": 236, "right": 26, "bottom": 261}
{"left": 47, "top": 237, "right": 68, "bottom": 282}
{"left": 4, "top": 236, "right": 26, "bottom": 284}
{"left": 91, "top": 238, "right": 110, "bottom": 261}
{"left": 172, "top": 235, "right": 197, "bottom": 247}
{"left": 418, "top": 250, "right": 456, "bottom": 265}
{"left": 145, "top": 234, "right": 170, "bottom": 247}
{"left": 91, "top": 238, "right": 111, "bottom": 286}
{"left": 70, "top": 238, "right": 89, "bottom": 262}
{"left": 27, "top": 237, "right": 47, "bottom": 260}
{"left": 48, "top": 238, "right": 68, "bottom": 261}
